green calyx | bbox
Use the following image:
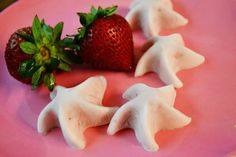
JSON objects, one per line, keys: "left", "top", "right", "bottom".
{"left": 18, "top": 15, "right": 76, "bottom": 91}
{"left": 74, "top": 5, "right": 118, "bottom": 42}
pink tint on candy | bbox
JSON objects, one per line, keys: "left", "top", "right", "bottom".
{"left": 0, "top": 0, "right": 236, "bottom": 157}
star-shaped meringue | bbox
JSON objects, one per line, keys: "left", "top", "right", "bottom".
{"left": 126, "top": 0, "right": 188, "bottom": 37}
{"left": 135, "top": 33, "right": 205, "bottom": 88}
{"left": 107, "top": 84, "right": 191, "bottom": 152}
{"left": 37, "top": 76, "right": 118, "bottom": 149}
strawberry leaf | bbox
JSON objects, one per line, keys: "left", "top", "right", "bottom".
{"left": 42, "top": 24, "right": 53, "bottom": 43}
{"left": 96, "top": 6, "right": 117, "bottom": 18}
{"left": 61, "top": 38, "right": 80, "bottom": 50}
{"left": 77, "top": 27, "right": 86, "bottom": 40}
{"left": 74, "top": 5, "right": 118, "bottom": 43}
{"left": 105, "top": 5, "right": 118, "bottom": 16}
{"left": 17, "top": 15, "right": 75, "bottom": 91}
{"left": 57, "top": 50, "right": 76, "bottom": 64}
{"left": 49, "top": 58, "right": 60, "bottom": 70}
{"left": 32, "top": 66, "right": 45, "bottom": 89}
{"left": 97, "top": 6, "right": 106, "bottom": 18}
{"left": 20, "top": 42, "right": 37, "bottom": 54}
{"left": 78, "top": 13, "right": 95, "bottom": 27}
{"left": 78, "top": 13, "right": 88, "bottom": 26}
{"left": 41, "top": 19, "right": 45, "bottom": 26}
{"left": 58, "top": 62, "right": 71, "bottom": 71}
{"left": 32, "top": 15, "right": 42, "bottom": 46}
{"left": 43, "top": 73, "right": 55, "bottom": 91}
{"left": 57, "top": 52, "right": 73, "bottom": 64}
{"left": 53, "top": 22, "right": 63, "bottom": 43}
{"left": 62, "top": 37, "right": 74, "bottom": 45}
{"left": 33, "top": 53, "right": 43, "bottom": 65}
{"left": 18, "top": 58, "right": 40, "bottom": 77}
{"left": 90, "top": 6, "right": 97, "bottom": 17}
{"left": 16, "top": 33, "right": 35, "bottom": 43}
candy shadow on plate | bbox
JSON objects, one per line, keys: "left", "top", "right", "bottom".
{"left": 17, "top": 87, "right": 50, "bottom": 130}
{"left": 153, "top": 87, "right": 200, "bottom": 150}
{"left": 83, "top": 126, "right": 111, "bottom": 149}
{"left": 108, "top": 128, "right": 143, "bottom": 148}
{"left": 155, "top": 125, "right": 192, "bottom": 151}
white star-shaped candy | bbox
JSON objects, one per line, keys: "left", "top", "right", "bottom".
{"left": 37, "top": 76, "right": 118, "bottom": 149}
{"left": 107, "top": 84, "right": 191, "bottom": 152}
{"left": 135, "top": 33, "right": 205, "bottom": 88}
{"left": 126, "top": 0, "right": 188, "bottom": 37}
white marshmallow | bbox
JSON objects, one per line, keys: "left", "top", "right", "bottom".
{"left": 135, "top": 34, "right": 205, "bottom": 88}
{"left": 126, "top": 0, "right": 188, "bottom": 37}
{"left": 108, "top": 84, "right": 191, "bottom": 151}
{"left": 37, "top": 76, "right": 118, "bottom": 149}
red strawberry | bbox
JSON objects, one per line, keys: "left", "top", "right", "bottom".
{"left": 5, "top": 27, "right": 33, "bottom": 84}
{"left": 74, "top": 6, "right": 134, "bottom": 71}
{"left": 4, "top": 16, "right": 79, "bottom": 90}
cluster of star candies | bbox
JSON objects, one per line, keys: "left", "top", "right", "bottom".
{"left": 30, "top": 0, "right": 205, "bottom": 152}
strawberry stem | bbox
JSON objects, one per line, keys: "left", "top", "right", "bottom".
{"left": 75, "top": 5, "right": 118, "bottom": 41}
{"left": 17, "top": 15, "right": 78, "bottom": 91}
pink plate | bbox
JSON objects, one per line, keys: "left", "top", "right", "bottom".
{"left": 0, "top": 0, "right": 236, "bottom": 156}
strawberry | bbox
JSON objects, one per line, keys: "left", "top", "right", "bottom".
{"left": 73, "top": 6, "right": 134, "bottom": 71}
{"left": 4, "top": 15, "right": 79, "bottom": 90}
{"left": 5, "top": 27, "right": 33, "bottom": 84}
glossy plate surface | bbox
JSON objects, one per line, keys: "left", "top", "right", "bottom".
{"left": 0, "top": 0, "right": 235, "bottom": 156}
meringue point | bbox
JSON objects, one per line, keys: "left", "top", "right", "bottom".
{"left": 126, "top": 0, "right": 188, "bottom": 37}
{"left": 135, "top": 33, "right": 205, "bottom": 88}
{"left": 108, "top": 84, "right": 191, "bottom": 151}
{"left": 37, "top": 76, "right": 118, "bottom": 149}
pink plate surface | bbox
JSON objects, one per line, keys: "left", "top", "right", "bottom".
{"left": 0, "top": 0, "right": 236, "bottom": 157}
